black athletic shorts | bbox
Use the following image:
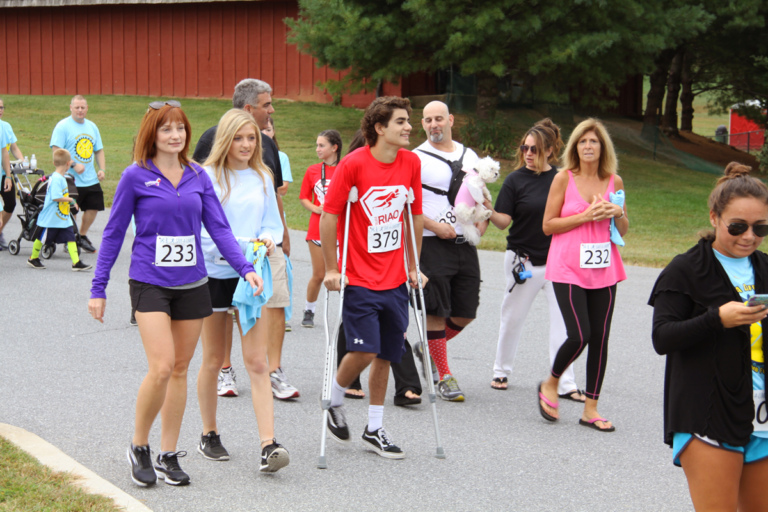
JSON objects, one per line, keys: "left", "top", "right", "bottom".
{"left": 75, "top": 183, "right": 105, "bottom": 212}
{"left": 1, "top": 176, "right": 15, "bottom": 213}
{"left": 129, "top": 279, "right": 212, "bottom": 320}
{"left": 207, "top": 277, "right": 239, "bottom": 312}
{"left": 33, "top": 225, "right": 76, "bottom": 244}
{"left": 420, "top": 236, "right": 481, "bottom": 319}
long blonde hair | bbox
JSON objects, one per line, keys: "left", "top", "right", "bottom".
{"left": 562, "top": 118, "right": 617, "bottom": 179}
{"left": 203, "top": 109, "right": 273, "bottom": 203}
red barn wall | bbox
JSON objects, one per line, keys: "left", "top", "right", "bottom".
{"left": 0, "top": 1, "right": 404, "bottom": 108}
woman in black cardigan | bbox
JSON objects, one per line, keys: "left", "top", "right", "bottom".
{"left": 650, "top": 162, "right": 768, "bottom": 511}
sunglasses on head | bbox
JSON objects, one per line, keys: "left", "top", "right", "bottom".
{"left": 520, "top": 144, "right": 537, "bottom": 155}
{"left": 149, "top": 100, "right": 181, "bottom": 110}
{"left": 722, "top": 220, "right": 768, "bottom": 238}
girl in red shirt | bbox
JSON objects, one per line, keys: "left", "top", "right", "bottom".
{"left": 299, "top": 129, "right": 342, "bottom": 327}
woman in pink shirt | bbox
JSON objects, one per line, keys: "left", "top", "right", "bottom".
{"left": 537, "top": 118, "right": 628, "bottom": 432}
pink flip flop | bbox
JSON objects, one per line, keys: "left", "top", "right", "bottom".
{"left": 538, "top": 382, "right": 559, "bottom": 422}
{"left": 579, "top": 417, "right": 616, "bottom": 432}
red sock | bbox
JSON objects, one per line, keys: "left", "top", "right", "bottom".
{"left": 427, "top": 330, "right": 450, "bottom": 379}
{"left": 445, "top": 318, "right": 464, "bottom": 341}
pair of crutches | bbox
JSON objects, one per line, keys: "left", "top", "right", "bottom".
{"left": 317, "top": 187, "right": 445, "bottom": 468}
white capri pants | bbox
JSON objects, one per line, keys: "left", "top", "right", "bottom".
{"left": 493, "top": 250, "right": 578, "bottom": 395}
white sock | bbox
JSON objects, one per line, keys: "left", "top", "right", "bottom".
{"left": 368, "top": 405, "right": 384, "bottom": 432}
{"left": 330, "top": 378, "right": 346, "bottom": 407}
{"left": 306, "top": 301, "right": 317, "bottom": 313}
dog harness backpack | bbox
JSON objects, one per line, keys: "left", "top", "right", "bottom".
{"left": 416, "top": 147, "right": 468, "bottom": 206}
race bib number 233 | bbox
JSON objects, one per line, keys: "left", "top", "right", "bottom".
{"left": 155, "top": 235, "right": 196, "bottom": 267}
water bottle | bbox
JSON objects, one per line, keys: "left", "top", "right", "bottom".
{"left": 23, "top": 156, "right": 29, "bottom": 170}
{"left": 30, "top": 154, "right": 37, "bottom": 170}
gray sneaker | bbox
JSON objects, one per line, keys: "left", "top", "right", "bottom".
{"left": 0, "top": 233, "right": 7, "bottom": 250}
{"left": 217, "top": 367, "right": 238, "bottom": 397}
{"left": 270, "top": 368, "right": 299, "bottom": 399}
{"left": 414, "top": 341, "right": 439, "bottom": 384}
{"left": 301, "top": 310, "right": 315, "bottom": 328}
{"left": 437, "top": 374, "right": 465, "bottom": 402}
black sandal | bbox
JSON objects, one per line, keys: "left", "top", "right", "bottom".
{"left": 558, "top": 389, "right": 587, "bottom": 403}
{"left": 491, "top": 377, "right": 508, "bottom": 390}
{"left": 345, "top": 389, "right": 365, "bottom": 399}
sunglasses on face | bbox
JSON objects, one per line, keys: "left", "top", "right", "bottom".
{"left": 520, "top": 145, "right": 537, "bottom": 155}
{"left": 722, "top": 219, "right": 768, "bottom": 238}
{"left": 149, "top": 100, "right": 181, "bottom": 109}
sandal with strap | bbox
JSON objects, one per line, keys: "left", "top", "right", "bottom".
{"left": 491, "top": 377, "right": 508, "bottom": 390}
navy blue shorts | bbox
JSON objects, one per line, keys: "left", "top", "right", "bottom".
{"left": 342, "top": 284, "right": 409, "bottom": 363}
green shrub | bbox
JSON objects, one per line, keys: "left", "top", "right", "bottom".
{"left": 458, "top": 116, "right": 521, "bottom": 160}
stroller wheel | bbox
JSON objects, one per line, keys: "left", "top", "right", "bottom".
{"left": 41, "top": 244, "right": 56, "bottom": 259}
{"left": 8, "top": 239, "right": 20, "bottom": 255}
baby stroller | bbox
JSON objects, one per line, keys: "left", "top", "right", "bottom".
{"left": 7, "top": 164, "right": 81, "bottom": 259}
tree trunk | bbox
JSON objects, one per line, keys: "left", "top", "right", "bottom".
{"left": 476, "top": 71, "right": 499, "bottom": 120}
{"left": 662, "top": 47, "right": 684, "bottom": 136}
{"left": 375, "top": 80, "right": 383, "bottom": 98}
{"left": 679, "top": 49, "right": 694, "bottom": 132}
{"left": 644, "top": 49, "right": 675, "bottom": 127}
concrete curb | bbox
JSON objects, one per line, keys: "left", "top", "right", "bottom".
{"left": 0, "top": 423, "right": 152, "bottom": 512}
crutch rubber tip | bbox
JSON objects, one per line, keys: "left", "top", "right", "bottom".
{"left": 435, "top": 448, "right": 446, "bottom": 459}
{"left": 317, "top": 456, "right": 328, "bottom": 469}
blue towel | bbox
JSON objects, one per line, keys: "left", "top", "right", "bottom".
{"left": 609, "top": 190, "right": 625, "bottom": 247}
{"left": 232, "top": 243, "right": 272, "bottom": 335}
{"left": 284, "top": 254, "right": 294, "bottom": 321}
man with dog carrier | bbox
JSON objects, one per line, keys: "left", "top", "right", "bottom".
{"left": 414, "top": 100, "right": 483, "bottom": 402}
{"left": 320, "top": 96, "right": 424, "bottom": 459}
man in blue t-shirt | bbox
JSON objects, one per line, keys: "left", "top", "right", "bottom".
{"left": 50, "top": 95, "right": 106, "bottom": 253}
{"left": 0, "top": 97, "right": 23, "bottom": 250}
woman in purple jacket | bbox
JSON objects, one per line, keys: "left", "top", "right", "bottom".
{"left": 87, "top": 101, "right": 262, "bottom": 488}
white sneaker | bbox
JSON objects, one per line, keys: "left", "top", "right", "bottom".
{"left": 217, "top": 368, "right": 238, "bottom": 397}
{"left": 270, "top": 368, "right": 299, "bottom": 400}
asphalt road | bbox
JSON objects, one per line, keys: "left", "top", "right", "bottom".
{"left": 0, "top": 210, "right": 692, "bottom": 511}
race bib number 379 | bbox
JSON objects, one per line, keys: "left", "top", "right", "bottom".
{"left": 368, "top": 222, "right": 402, "bottom": 254}
{"left": 579, "top": 242, "right": 611, "bottom": 269}
{"left": 155, "top": 235, "right": 196, "bottom": 267}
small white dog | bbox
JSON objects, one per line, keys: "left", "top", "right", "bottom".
{"left": 454, "top": 156, "right": 500, "bottom": 245}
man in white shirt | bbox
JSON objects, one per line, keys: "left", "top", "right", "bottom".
{"left": 414, "top": 101, "right": 486, "bottom": 402}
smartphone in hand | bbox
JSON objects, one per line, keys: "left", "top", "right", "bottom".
{"left": 747, "top": 294, "right": 768, "bottom": 307}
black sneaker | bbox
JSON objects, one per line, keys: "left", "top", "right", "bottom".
{"left": 154, "top": 451, "right": 190, "bottom": 486}
{"left": 301, "top": 309, "right": 315, "bottom": 328}
{"left": 259, "top": 440, "right": 290, "bottom": 473}
{"left": 126, "top": 444, "right": 157, "bottom": 487}
{"left": 72, "top": 260, "right": 93, "bottom": 272}
{"left": 361, "top": 426, "right": 405, "bottom": 459}
{"left": 79, "top": 235, "right": 96, "bottom": 253}
{"left": 327, "top": 404, "right": 350, "bottom": 442}
{"left": 198, "top": 431, "right": 230, "bottom": 461}
{"left": 27, "top": 258, "right": 45, "bottom": 269}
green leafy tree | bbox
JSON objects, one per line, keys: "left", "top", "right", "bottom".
{"left": 288, "top": 0, "right": 710, "bottom": 118}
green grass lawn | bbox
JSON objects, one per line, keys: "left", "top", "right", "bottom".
{"left": 0, "top": 436, "right": 120, "bottom": 511}
{"left": 1, "top": 93, "right": 725, "bottom": 268}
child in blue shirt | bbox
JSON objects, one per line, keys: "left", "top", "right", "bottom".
{"left": 27, "top": 149, "right": 93, "bottom": 271}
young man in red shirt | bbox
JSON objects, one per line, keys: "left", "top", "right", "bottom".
{"left": 320, "top": 96, "right": 424, "bottom": 459}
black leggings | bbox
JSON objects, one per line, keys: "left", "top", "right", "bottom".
{"left": 551, "top": 283, "right": 616, "bottom": 400}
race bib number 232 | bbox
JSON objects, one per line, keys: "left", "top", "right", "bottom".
{"left": 155, "top": 235, "right": 196, "bottom": 267}
{"left": 580, "top": 242, "right": 611, "bottom": 269}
